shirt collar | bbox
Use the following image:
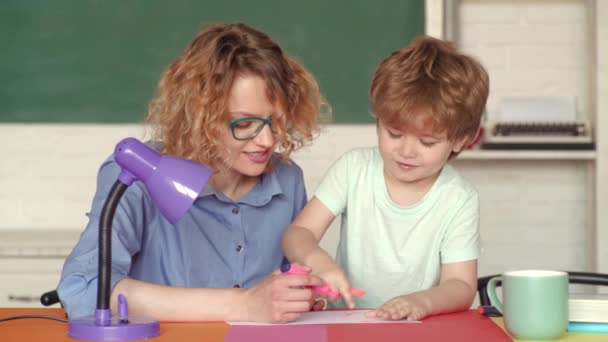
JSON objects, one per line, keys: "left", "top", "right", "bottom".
{"left": 198, "top": 168, "right": 283, "bottom": 207}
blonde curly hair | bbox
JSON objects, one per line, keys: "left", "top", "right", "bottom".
{"left": 146, "top": 23, "right": 329, "bottom": 173}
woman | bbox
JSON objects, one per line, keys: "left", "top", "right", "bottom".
{"left": 58, "top": 23, "right": 329, "bottom": 323}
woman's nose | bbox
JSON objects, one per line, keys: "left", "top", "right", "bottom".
{"left": 252, "top": 123, "right": 275, "bottom": 147}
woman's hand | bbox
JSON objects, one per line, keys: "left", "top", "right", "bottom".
{"left": 310, "top": 297, "right": 328, "bottom": 311}
{"left": 241, "top": 268, "right": 323, "bottom": 323}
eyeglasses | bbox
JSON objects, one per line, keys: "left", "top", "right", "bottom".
{"left": 229, "top": 117, "right": 275, "bottom": 141}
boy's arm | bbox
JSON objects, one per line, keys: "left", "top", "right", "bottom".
{"left": 282, "top": 197, "right": 358, "bottom": 308}
{"left": 285, "top": 151, "right": 352, "bottom": 267}
{"left": 417, "top": 189, "right": 479, "bottom": 315}
{"left": 282, "top": 197, "right": 336, "bottom": 270}
{"left": 415, "top": 259, "right": 478, "bottom": 315}
{"left": 369, "top": 259, "right": 477, "bottom": 320}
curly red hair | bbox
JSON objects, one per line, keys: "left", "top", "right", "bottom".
{"left": 146, "top": 23, "right": 329, "bottom": 172}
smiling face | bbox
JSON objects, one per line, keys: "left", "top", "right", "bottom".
{"left": 377, "top": 115, "right": 468, "bottom": 189}
{"left": 220, "top": 74, "right": 279, "bottom": 179}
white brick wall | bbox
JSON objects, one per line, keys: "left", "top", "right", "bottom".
{"left": 596, "top": 1, "right": 608, "bottom": 276}
{"left": 453, "top": 0, "right": 599, "bottom": 277}
{"left": 459, "top": 0, "right": 591, "bottom": 119}
{"left": 453, "top": 160, "right": 592, "bottom": 276}
{"left": 0, "top": 124, "right": 146, "bottom": 231}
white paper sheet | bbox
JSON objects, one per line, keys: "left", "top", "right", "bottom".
{"left": 227, "top": 310, "right": 422, "bottom": 326}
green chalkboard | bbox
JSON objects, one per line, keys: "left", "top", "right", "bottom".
{"left": 0, "top": 1, "right": 424, "bottom": 123}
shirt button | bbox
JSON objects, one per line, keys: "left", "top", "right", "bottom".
{"left": 236, "top": 245, "right": 243, "bottom": 252}
{"left": 233, "top": 284, "right": 241, "bottom": 288}
{"left": 232, "top": 207, "right": 239, "bottom": 214}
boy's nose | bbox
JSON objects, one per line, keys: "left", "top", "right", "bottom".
{"left": 399, "top": 138, "right": 417, "bottom": 157}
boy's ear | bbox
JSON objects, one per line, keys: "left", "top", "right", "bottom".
{"left": 453, "top": 126, "right": 482, "bottom": 153}
{"left": 452, "top": 137, "right": 468, "bottom": 153}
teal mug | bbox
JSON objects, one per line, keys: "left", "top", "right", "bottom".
{"left": 486, "top": 270, "right": 568, "bottom": 340}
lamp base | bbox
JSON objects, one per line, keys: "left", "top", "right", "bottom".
{"left": 68, "top": 316, "right": 160, "bottom": 340}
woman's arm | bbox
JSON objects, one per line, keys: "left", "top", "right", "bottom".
{"left": 111, "top": 278, "right": 245, "bottom": 321}
{"left": 111, "top": 271, "right": 324, "bottom": 323}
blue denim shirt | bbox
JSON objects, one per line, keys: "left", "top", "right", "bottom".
{"left": 57, "top": 153, "right": 307, "bottom": 318}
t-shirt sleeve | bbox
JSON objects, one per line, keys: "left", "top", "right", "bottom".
{"left": 314, "top": 152, "right": 351, "bottom": 216}
{"left": 440, "top": 191, "right": 481, "bottom": 264}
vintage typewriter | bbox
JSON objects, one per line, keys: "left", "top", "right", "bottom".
{"left": 481, "top": 97, "right": 594, "bottom": 150}
{"left": 482, "top": 120, "right": 594, "bottom": 150}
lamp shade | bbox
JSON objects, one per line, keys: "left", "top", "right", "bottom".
{"left": 113, "top": 138, "right": 212, "bottom": 224}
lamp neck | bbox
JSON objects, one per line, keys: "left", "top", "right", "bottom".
{"left": 97, "top": 180, "right": 129, "bottom": 313}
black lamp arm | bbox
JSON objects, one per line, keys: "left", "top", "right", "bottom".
{"left": 97, "top": 180, "right": 128, "bottom": 311}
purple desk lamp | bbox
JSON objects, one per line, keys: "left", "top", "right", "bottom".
{"left": 68, "top": 138, "right": 212, "bottom": 340}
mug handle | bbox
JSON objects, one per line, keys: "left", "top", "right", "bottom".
{"left": 486, "top": 276, "right": 504, "bottom": 314}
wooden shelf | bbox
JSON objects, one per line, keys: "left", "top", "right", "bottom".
{"left": 458, "top": 149, "right": 597, "bottom": 161}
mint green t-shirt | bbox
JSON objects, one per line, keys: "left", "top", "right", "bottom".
{"left": 315, "top": 147, "right": 480, "bottom": 309}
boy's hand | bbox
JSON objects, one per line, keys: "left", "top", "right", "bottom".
{"left": 243, "top": 269, "right": 323, "bottom": 323}
{"left": 317, "top": 263, "right": 356, "bottom": 309}
{"left": 366, "top": 294, "right": 430, "bottom": 321}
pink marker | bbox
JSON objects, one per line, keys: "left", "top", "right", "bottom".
{"left": 280, "top": 263, "right": 366, "bottom": 299}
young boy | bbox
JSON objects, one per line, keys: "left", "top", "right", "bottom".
{"left": 282, "top": 35, "right": 489, "bottom": 321}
